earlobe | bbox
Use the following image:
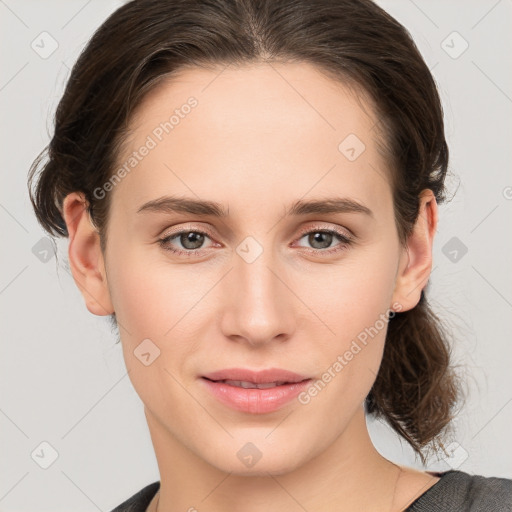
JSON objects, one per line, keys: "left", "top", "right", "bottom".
{"left": 61, "top": 192, "right": 114, "bottom": 316}
{"left": 391, "top": 189, "right": 438, "bottom": 312}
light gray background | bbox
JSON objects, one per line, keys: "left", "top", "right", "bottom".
{"left": 1, "top": 0, "right": 511, "bottom": 510}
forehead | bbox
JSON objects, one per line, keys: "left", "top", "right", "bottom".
{"left": 112, "top": 61, "right": 391, "bottom": 215}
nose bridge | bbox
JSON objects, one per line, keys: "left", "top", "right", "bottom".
{"left": 221, "top": 235, "right": 294, "bottom": 344}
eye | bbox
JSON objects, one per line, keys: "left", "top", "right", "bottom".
{"left": 294, "top": 226, "right": 353, "bottom": 255}
{"left": 158, "top": 229, "right": 215, "bottom": 256}
{"left": 158, "top": 225, "right": 353, "bottom": 257}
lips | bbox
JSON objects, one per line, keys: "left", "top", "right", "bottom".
{"left": 216, "top": 380, "right": 288, "bottom": 389}
{"left": 202, "top": 367, "right": 310, "bottom": 385}
{"left": 200, "top": 368, "right": 312, "bottom": 414}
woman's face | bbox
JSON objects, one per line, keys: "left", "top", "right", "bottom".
{"left": 91, "top": 62, "right": 419, "bottom": 474}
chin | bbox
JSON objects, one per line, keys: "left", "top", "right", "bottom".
{"left": 213, "top": 454, "right": 305, "bottom": 477}
{"left": 201, "top": 433, "right": 310, "bottom": 477}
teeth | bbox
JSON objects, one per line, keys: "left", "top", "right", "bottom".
{"left": 222, "top": 380, "right": 287, "bottom": 389}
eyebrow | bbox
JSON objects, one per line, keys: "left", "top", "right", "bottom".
{"left": 136, "top": 195, "right": 374, "bottom": 219}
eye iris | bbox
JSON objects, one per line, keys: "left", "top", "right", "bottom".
{"left": 309, "top": 232, "right": 333, "bottom": 249}
{"left": 181, "top": 232, "right": 204, "bottom": 250}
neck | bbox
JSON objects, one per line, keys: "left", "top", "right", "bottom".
{"left": 146, "top": 406, "right": 410, "bottom": 512}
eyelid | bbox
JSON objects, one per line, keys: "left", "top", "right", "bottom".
{"left": 160, "top": 223, "right": 216, "bottom": 240}
{"left": 158, "top": 224, "right": 219, "bottom": 254}
{"left": 160, "top": 222, "right": 353, "bottom": 241}
{"left": 158, "top": 222, "right": 354, "bottom": 256}
{"left": 294, "top": 223, "right": 353, "bottom": 242}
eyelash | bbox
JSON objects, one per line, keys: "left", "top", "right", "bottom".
{"left": 158, "top": 225, "right": 353, "bottom": 257}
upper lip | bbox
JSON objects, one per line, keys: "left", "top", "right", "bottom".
{"left": 202, "top": 368, "right": 310, "bottom": 384}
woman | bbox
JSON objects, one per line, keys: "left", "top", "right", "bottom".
{"left": 27, "top": 0, "right": 511, "bottom": 510}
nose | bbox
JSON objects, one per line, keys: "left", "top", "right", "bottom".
{"left": 219, "top": 242, "right": 296, "bottom": 347}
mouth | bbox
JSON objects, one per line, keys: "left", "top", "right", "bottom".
{"left": 201, "top": 367, "right": 310, "bottom": 385}
{"left": 202, "top": 378, "right": 309, "bottom": 389}
{"left": 200, "top": 368, "right": 313, "bottom": 414}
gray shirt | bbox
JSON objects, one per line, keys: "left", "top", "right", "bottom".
{"left": 110, "top": 470, "right": 512, "bottom": 511}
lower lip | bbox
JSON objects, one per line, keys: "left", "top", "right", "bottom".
{"left": 201, "top": 378, "right": 312, "bottom": 414}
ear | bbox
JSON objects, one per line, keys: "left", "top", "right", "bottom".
{"left": 391, "top": 189, "right": 438, "bottom": 312}
{"left": 61, "top": 192, "right": 114, "bottom": 316}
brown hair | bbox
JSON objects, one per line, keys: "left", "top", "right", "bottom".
{"left": 27, "top": 0, "right": 459, "bottom": 460}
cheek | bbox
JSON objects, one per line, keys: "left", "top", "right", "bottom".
{"left": 301, "top": 241, "right": 399, "bottom": 340}
{"left": 106, "top": 226, "right": 399, "bottom": 382}
{"left": 106, "top": 242, "right": 211, "bottom": 340}
{"left": 106, "top": 227, "right": 399, "bottom": 354}
{"left": 103, "top": 225, "right": 399, "bottom": 467}
{"left": 297, "top": 241, "right": 399, "bottom": 395}
{"left": 105, "top": 252, "right": 203, "bottom": 420}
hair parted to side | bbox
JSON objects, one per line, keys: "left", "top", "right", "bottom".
{"left": 28, "top": 0, "right": 460, "bottom": 460}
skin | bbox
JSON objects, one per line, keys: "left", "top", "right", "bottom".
{"left": 62, "top": 61, "right": 440, "bottom": 511}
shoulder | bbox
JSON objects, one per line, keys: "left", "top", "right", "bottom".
{"left": 407, "top": 470, "right": 512, "bottom": 512}
{"left": 109, "top": 481, "right": 160, "bottom": 512}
